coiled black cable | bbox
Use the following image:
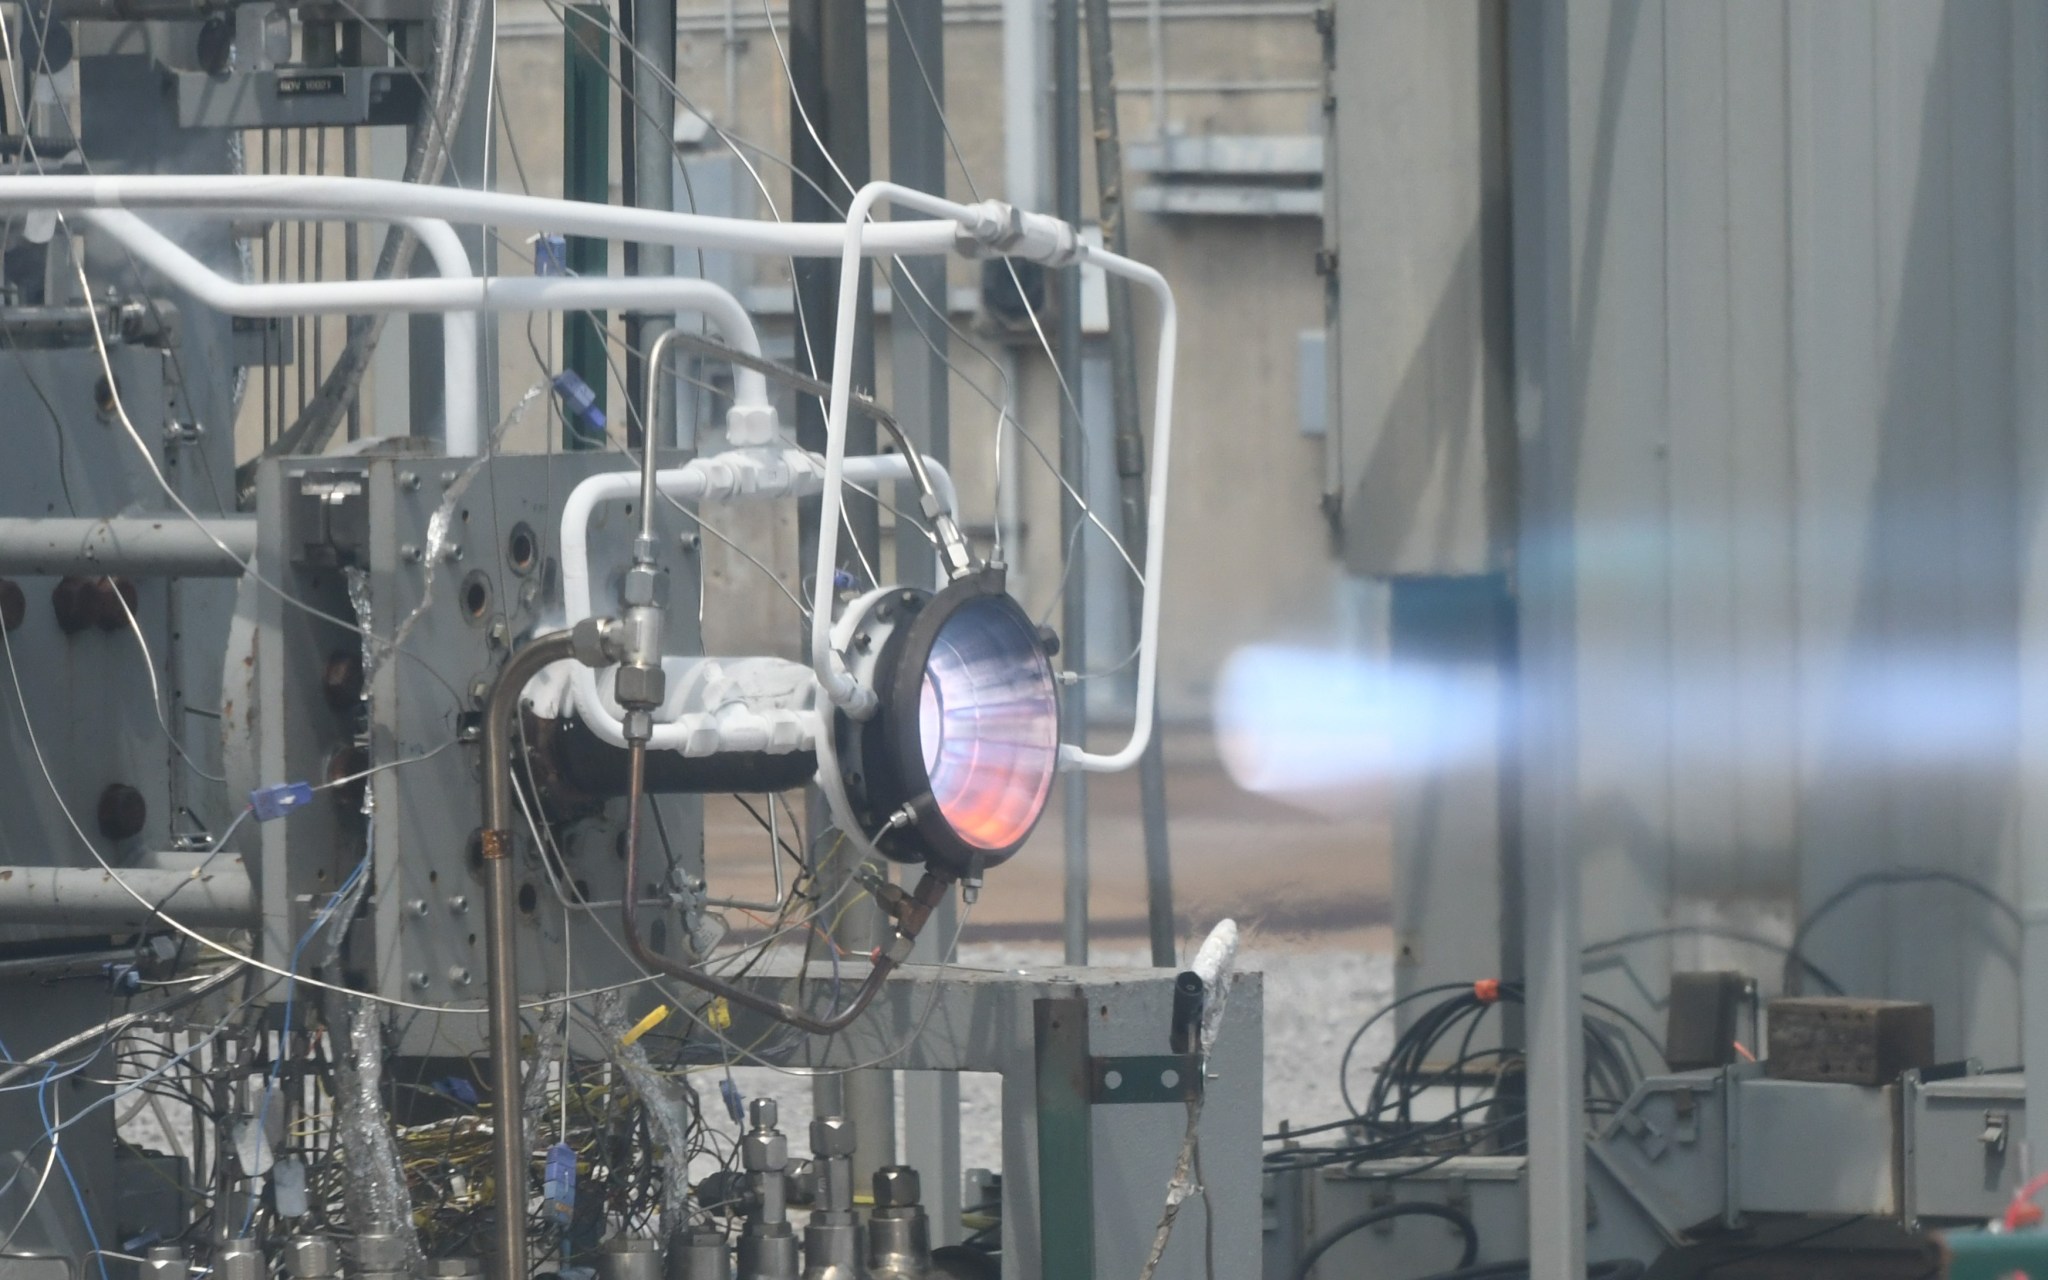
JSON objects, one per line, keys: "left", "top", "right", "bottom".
{"left": 1291, "top": 1202, "right": 1480, "bottom": 1280}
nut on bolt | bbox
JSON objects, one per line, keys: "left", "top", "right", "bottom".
{"left": 569, "top": 616, "right": 622, "bottom": 667}
{"left": 742, "top": 1127, "right": 788, "bottom": 1172}
{"left": 612, "top": 664, "right": 666, "bottom": 710}
{"left": 809, "top": 1114, "right": 857, "bottom": 1157}
{"left": 872, "top": 1165, "right": 920, "bottom": 1209}
{"left": 621, "top": 562, "right": 668, "bottom": 609}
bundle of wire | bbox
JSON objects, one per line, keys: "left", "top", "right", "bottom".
{"left": 1264, "top": 980, "right": 1665, "bottom": 1176}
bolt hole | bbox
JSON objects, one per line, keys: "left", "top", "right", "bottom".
{"left": 517, "top": 882, "right": 538, "bottom": 914}
{"left": 1103, "top": 1069, "right": 1123, "bottom": 1091}
{"left": 461, "top": 572, "right": 492, "bottom": 621}
{"left": 507, "top": 523, "right": 538, "bottom": 575}
{"left": 1160, "top": 1068, "right": 1180, "bottom": 1089}
{"left": 92, "top": 376, "right": 114, "bottom": 415}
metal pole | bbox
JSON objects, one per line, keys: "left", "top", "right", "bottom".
{"left": 790, "top": 0, "right": 893, "bottom": 1185}
{"left": 888, "top": 0, "right": 964, "bottom": 1241}
{"left": 1082, "top": 0, "right": 1176, "bottom": 968}
{"left": 562, "top": 5, "right": 610, "bottom": 447}
{"left": 2015, "top": 0, "right": 2048, "bottom": 1197}
{"left": 1508, "top": 3, "right": 1584, "bottom": 1276}
{"left": 1055, "top": 0, "right": 1089, "bottom": 968}
{"left": 627, "top": 0, "right": 675, "bottom": 450}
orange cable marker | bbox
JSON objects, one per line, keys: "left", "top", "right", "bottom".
{"left": 1473, "top": 979, "right": 1502, "bottom": 1004}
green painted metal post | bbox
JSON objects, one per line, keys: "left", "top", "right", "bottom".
{"left": 1034, "top": 997, "right": 1094, "bottom": 1278}
{"left": 562, "top": 4, "right": 609, "bottom": 449}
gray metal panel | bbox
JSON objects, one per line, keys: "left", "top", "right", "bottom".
{"left": 1785, "top": 3, "right": 2021, "bottom": 1061}
{"left": 1469, "top": 0, "right": 2035, "bottom": 1095}
{"left": 1328, "top": 0, "right": 1513, "bottom": 577}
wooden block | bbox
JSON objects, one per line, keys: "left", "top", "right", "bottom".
{"left": 1765, "top": 997, "right": 1934, "bottom": 1086}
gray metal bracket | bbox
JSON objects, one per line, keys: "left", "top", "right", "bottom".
{"left": 1089, "top": 1053, "right": 1202, "bottom": 1104}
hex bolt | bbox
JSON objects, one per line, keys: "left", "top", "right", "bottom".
{"left": 97, "top": 783, "right": 147, "bottom": 841}
{"left": 872, "top": 1165, "right": 920, "bottom": 1209}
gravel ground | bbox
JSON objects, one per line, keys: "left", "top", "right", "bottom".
{"left": 703, "top": 941, "right": 1396, "bottom": 1177}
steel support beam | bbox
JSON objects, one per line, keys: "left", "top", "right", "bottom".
{"left": 0, "top": 864, "right": 254, "bottom": 927}
{"left": 1083, "top": 0, "right": 1176, "bottom": 967}
{"left": 1055, "top": 0, "right": 1090, "bottom": 966}
{"left": 0, "top": 517, "right": 255, "bottom": 577}
{"left": 1508, "top": 2, "right": 1585, "bottom": 1276}
{"left": 789, "top": 0, "right": 892, "bottom": 1187}
{"left": 888, "top": 0, "right": 964, "bottom": 1242}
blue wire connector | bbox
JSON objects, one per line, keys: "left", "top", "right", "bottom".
{"left": 250, "top": 781, "right": 314, "bottom": 821}
{"left": 551, "top": 370, "right": 607, "bottom": 440}
{"left": 544, "top": 1142, "right": 577, "bottom": 1225}
{"left": 533, "top": 233, "right": 568, "bottom": 277}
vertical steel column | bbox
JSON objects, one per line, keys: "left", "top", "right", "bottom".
{"left": 2016, "top": 0, "right": 2048, "bottom": 1184}
{"left": 562, "top": 5, "right": 610, "bottom": 448}
{"left": 1054, "top": 0, "right": 1090, "bottom": 967}
{"left": 889, "top": 0, "right": 965, "bottom": 1242}
{"left": 1033, "top": 998, "right": 1095, "bottom": 1278}
{"left": 1082, "top": 0, "right": 1175, "bottom": 968}
{"left": 626, "top": 0, "right": 675, "bottom": 450}
{"left": 1508, "top": 3, "right": 1584, "bottom": 1277}
{"left": 790, "top": 0, "right": 893, "bottom": 1186}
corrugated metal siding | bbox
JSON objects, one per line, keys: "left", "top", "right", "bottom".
{"left": 1375, "top": 0, "right": 2031, "bottom": 1062}
{"left": 1567, "top": 0, "right": 2023, "bottom": 1061}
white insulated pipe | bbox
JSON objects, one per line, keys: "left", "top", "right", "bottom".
{"left": 557, "top": 447, "right": 959, "bottom": 752}
{"left": 83, "top": 208, "right": 771, "bottom": 450}
{"left": 814, "top": 182, "right": 1179, "bottom": 774}
{"left": 84, "top": 208, "right": 482, "bottom": 456}
{"left": 0, "top": 174, "right": 958, "bottom": 257}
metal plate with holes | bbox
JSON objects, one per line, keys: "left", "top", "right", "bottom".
{"left": 1090, "top": 1054, "right": 1201, "bottom": 1104}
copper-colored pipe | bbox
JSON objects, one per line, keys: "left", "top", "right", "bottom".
{"left": 480, "top": 630, "right": 578, "bottom": 1280}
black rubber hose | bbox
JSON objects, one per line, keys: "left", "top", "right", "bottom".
{"left": 1293, "top": 1202, "right": 1480, "bottom": 1280}
{"left": 1417, "top": 1261, "right": 1646, "bottom": 1280}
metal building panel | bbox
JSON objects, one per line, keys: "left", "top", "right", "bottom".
{"left": 1327, "top": 0, "right": 1513, "bottom": 576}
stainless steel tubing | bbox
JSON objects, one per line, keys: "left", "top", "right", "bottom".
{"left": 480, "top": 630, "right": 579, "bottom": 1280}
